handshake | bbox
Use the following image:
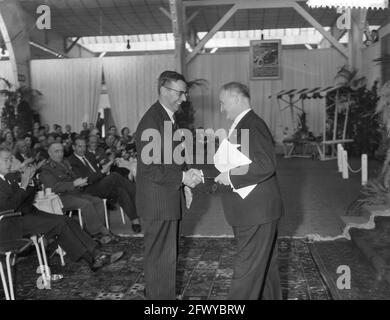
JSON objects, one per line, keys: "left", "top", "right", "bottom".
{"left": 182, "top": 168, "right": 204, "bottom": 188}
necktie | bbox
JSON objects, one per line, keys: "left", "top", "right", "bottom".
{"left": 82, "top": 156, "right": 96, "bottom": 173}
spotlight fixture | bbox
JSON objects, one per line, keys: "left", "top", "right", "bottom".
{"left": 126, "top": 39, "right": 131, "bottom": 50}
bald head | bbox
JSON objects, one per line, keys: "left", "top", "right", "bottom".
{"left": 219, "top": 82, "right": 251, "bottom": 121}
{"left": 48, "top": 142, "right": 64, "bottom": 163}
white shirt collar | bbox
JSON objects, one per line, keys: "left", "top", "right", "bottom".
{"left": 74, "top": 153, "right": 86, "bottom": 161}
{"left": 229, "top": 108, "right": 251, "bottom": 136}
{"left": 0, "top": 174, "right": 5, "bottom": 180}
{"left": 160, "top": 101, "right": 175, "bottom": 123}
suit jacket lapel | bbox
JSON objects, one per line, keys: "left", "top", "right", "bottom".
{"left": 0, "top": 178, "right": 12, "bottom": 193}
{"left": 229, "top": 110, "right": 254, "bottom": 146}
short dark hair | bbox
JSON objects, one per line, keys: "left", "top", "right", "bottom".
{"left": 158, "top": 70, "right": 187, "bottom": 95}
{"left": 221, "top": 82, "right": 250, "bottom": 99}
{"left": 72, "top": 135, "right": 86, "bottom": 146}
{"left": 121, "top": 127, "right": 129, "bottom": 136}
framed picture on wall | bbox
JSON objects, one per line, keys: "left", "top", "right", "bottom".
{"left": 250, "top": 39, "right": 281, "bottom": 80}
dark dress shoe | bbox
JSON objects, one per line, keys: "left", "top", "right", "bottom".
{"left": 91, "top": 251, "right": 124, "bottom": 272}
{"left": 131, "top": 223, "right": 142, "bottom": 234}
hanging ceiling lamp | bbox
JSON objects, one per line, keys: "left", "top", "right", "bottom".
{"left": 126, "top": 39, "right": 131, "bottom": 50}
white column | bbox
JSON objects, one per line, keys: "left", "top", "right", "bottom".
{"left": 337, "top": 144, "right": 343, "bottom": 173}
{"left": 361, "top": 154, "right": 368, "bottom": 185}
{"left": 342, "top": 150, "right": 349, "bottom": 179}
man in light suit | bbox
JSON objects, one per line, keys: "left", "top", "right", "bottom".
{"left": 215, "top": 82, "right": 284, "bottom": 300}
{"left": 135, "top": 70, "right": 203, "bottom": 300}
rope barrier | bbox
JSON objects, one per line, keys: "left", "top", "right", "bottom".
{"left": 347, "top": 162, "right": 362, "bottom": 173}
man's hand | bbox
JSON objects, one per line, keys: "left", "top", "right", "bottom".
{"left": 20, "top": 166, "right": 34, "bottom": 189}
{"left": 214, "top": 171, "right": 231, "bottom": 186}
{"left": 183, "top": 169, "right": 203, "bottom": 188}
{"left": 73, "top": 177, "right": 88, "bottom": 188}
{"left": 36, "top": 159, "right": 47, "bottom": 169}
{"left": 184, "top": 186, "right": 193, "bottom": 209}
{"left": 101, "top": 160, "right": 114, "bottom": 174}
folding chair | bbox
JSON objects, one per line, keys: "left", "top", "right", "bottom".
{"left": 0, "top": 210, "right": 49, "bottom": 300}
{"left": 102, "top": 199, "right": 126, "bottom": 230}
{"left": 65, "top": 209, "right": 83, "bottom": 229}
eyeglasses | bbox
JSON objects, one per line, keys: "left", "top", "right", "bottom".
{"left": 163, "top": 86, "right": 189, "bottom": 98}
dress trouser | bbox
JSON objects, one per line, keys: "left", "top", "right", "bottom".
{"left": 21, "top": 211, "right": 98, "bottom": 261}
{"left": 85, "top": 172, "right": 138, "bottom": 221}
{"left": 229, "top": 219, "right": 282, "bottom": 300}
{"left": 60, "top": 193, "right": 106, "bottom": 235}
{"left": 143, "top": 219, "right": 179, "bottom": 300}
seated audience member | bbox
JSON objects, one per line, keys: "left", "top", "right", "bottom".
{"left": 13, "top": 125, "right": 21, "bottom": 140}
{"left": 87, "top": 135, "right": 107, "bottom": 166}
{"left": 108, "top": 125, "right": 120, "bottom": 140}
{"left": 44, "top": 124, "right": 50, "bottom": 136}
{"left": 33, "top": 122, "right": 40, "bottom": 131}
{"left": 80, "top": 122, "right": 90, "bottom": 138}
{"left": 62, "top": 124, "right": 74, "bottom": 141}
{"left": 55, "top": 135, "right": 63, "bottom": 144}
{"left": 38, "top": 126, "right": 46, "bottom": 138}
{"left": 63, "top": 137, "right": 73, "bottom": 158}
{"left": 33, "top": 136, "right": 50, "bottom": 161}
{"left": 0, "top": 147, "right": 123, "bottom": 271}
{"left": 67, "top": 136, "right": 141, "bottom": 233}
{"left": 1, "top": 131, "right": 15, "bottom": 152}
{"left": 55, "top": 125, "right": 63, "bottom": 137}
{"left": 39, "top": 142, "right": 116, "bottom": 243}
{"left": 32, "top": 127, "right": 40, "bottom": 142}
{"left": 120, "top": 126, "right": 133, "bottom": 142}
{"left": 105, "top": 134, "right": 120, "bottom": 155}
{"left": 115, "top": 150, "right": 137, "bottom": 182}
{"left": 89, "top": 123, "right": 95, "bottom": 131}
{"left": 24, "top": 134, "right": 36, "bottom": 151}
{"left": 13, "top": 140, "right": 35, "bottom": 169}
{"left": 47, "top": 133, "right": 57, "bottom": 145}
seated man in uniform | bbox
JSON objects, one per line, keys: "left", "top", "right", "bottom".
{"left": 0, "top": 147, "right": 123, "bottom": 272}
{"left": 39, "top": 142, "right": 115, "bottom": 243}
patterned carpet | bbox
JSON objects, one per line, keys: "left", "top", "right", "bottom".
{"left": 2, "top": 237, "right": 333, "bottom": 300}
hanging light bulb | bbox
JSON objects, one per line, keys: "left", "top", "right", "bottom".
{"left": 126, "top": 39, "right": 131, "bottom": 50}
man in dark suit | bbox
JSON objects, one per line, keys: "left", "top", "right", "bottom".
{"left": 67, "top": 136, "right": 141, "bottom": 233}
{"left": 0, "top": 148, "right": 123, "bottom": 271}
{"left": 215, "top": 82, "right": 284, "bottom": 300}
{"left": 135, "top": 70, "right": 203, "bottom": 300}
{"left": 39, "top": 142, "right": 114, "bottom": 243}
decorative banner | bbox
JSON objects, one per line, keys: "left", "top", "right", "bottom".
{"left": 307, "top": 0, "right": 388, "bottom": 9}
{"left": 249, "top": 40, "right": 281, "bottom": 80}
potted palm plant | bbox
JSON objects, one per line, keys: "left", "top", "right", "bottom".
{"left": 347, "top": 81, "right": 390, "bottom": 215}
{"left": 0, "top": 77, "right": 41, "bottom": 135}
